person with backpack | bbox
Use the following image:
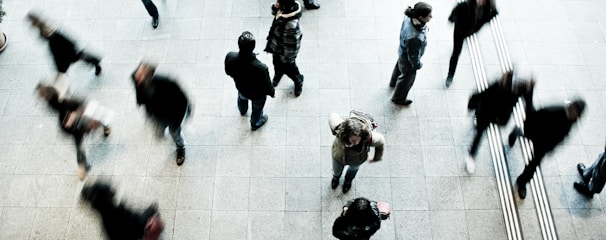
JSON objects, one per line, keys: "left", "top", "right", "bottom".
{"left": 328, "top": 112, "right": 385, "bottom": 193}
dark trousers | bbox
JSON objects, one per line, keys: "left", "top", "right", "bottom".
{"left": 272, "top": 54, "right": 302, "bottom": 82}
{"left": 447, "top": 32, "right": 466, "bottom": 78}
{"left": 469, "top": 120, "right": 489, "bottom": 157}
{"left": 73, "top": 132, "right": 89, "bottom": 167}
{"left": 517, "top": 145, "right": 550, "bottom": 185}
{"left": 238, "top": 93, "right": 267, "bottom": 128}
{"left": 141, "top": 0, "right": 159, "bottom": 18}
{"left": 390, "top": 56, "right": 416, "bottom": 102}
{"left": 55, "top": 51, "right": 101, "bottom": 73}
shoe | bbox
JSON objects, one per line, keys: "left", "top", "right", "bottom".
{"left": 508, "top": 128, "right": 520, "bottom": 147}
{"left": 251, "top": 114, "right": 268, "bottom": 131}
{"left": 176, "top": 148, "right": 185, "bottom": 166}
{"left": 465, "top": 155, "right": 476, "bottom": 174}
{"left": 152, "top": 18, "right": 159, "bottom": 29}
{"left": 294, "top": 75, "right": 304, "bottom": 97}
{"left": 573, "top": 182, "right": 594, "bottom": 198}
{"left": 517, "top": 178, "right": 527, "bottom": 199}
{"left": 305, "top": 2, "right": 320, "bottom": 9}
{"left": 103, "top": 126, "right": 111, "bottom": 137}
{"left": 445, "top": 75, "right": 453, "bottom": 88}
{"left": 331, "top": 177, "right": 339, "bottom": 189}
{"left": 392, "top": 99, "right": 413, "bottom": 106}
{"left": 577, "top": 163, "right": 586, "bottom": 177}
{"left": 342, "top": 183, "right": 352, "bottom": 193}
{"left": 95, "top": 65, "right": 102, "bottom": 76}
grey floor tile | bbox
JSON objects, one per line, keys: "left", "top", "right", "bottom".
{"left": 213, "top": 177, "right": 249, "bottom": 211}
{"left": 173, "top": 210, "right": 211, "bottom": 240}
{"left": 391, "top": 177, "right": 429, "bottom": 211}
{"left": 209, "top": 210, "right": 248, "bottom": 240}
{"left": 284, "top": 211, "right": 322, "bottom": 240}
{"left": 176, "top": 177, "right": 214, "bottom": 210}
{"left": 29, "top": 207, "right": 71, "bottom": 240}
{"left": 216, "top": 146, "right": 251, "bottom": 177}
{"left": 249, "top": 211, "right": 285, "bottom": 240}
{"left": 426, "top": 176, "right": 465, "bottom": 210}
{"left": 465, "top": 210, "right": 507, "bottom": 240}
{"left": 429, "top": 210, "right": 468, "bottom": 240}
{"left": 249, "top": 177, "right": 285, "bottom": 211}
{"left": 393, "top": 210, "right": 432, "bottom": 240}
{"left": 251, "top": 146, "right": 286, "bottom": 177}
{"left": 285, "top": 177, "right": 322, "bottom": 211}
{"left": 0, "top": 207, "right": 36, "bottom": 240}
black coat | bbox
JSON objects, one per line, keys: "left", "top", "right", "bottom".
{"left": 332, "top": 215, "right": 380, "bottom": 240}
{"left": 523, "top": 106, "right": 575, "bottom": 151}
{"left": 132, "top": 73, "right": 190, "bottom": 127}
{"left": 48, "top": 31, "right": 80, "bottom": 73}
{"left": 449, "top": 0, "right": 498, "bottom": 37}
{"left": 225, "top": 51, "right": 275, "bottom": 100}
{"left": 468, "top": 80, "right": 533, "bottom": 126}
{"left": 48, "top": 96, "right": 85, "bottom": 135}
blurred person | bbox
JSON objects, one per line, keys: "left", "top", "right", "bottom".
{"left": 445, "top": 0, "right": 498, "bottom": 88}
{"left": 27, "top": 12, "right": 102, "bottom": 79}
{"left": 389, "top": 2, "right": 433, "bottom": 106}
{"left": 302, "top": 0, "right": 320, "bottom": 9}
{"left": 131, "top": 61, "right": 190, "bottom": 166}
{"left": 36, "top": 84, "right": 113, "bottom": 180}
{"left": 81, "top": 180, "right": 164, "bottom": 240}
{"left": 225, "top": 31, "right": 275, "bottom": 130}
{"left": 329, "top": 112, "right": 385, "bottom": 193}
{"left": 141, "top": 0, "right": 160, "bottom": 29}
{"left": 509, "top": 99, "right": 586, "bottom": 199}
{"left": 265, "top": 0, "right": 305, "bottom": 97}
{"left": 574, "top": 142, "right": 606, "bottom": 198}
{"left": 333, "top": 197, "right": 389, "bottom": 240}
{"left": 465, "top": 70, "right": 534, "bottom": 173}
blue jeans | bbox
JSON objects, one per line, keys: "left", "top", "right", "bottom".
{"left": 238, "top": 93, "right": 266, "bottom": 128}
{"left": 332, "top": 158, "right": 362, "bottom": 185}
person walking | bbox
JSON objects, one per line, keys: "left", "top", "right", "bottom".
{"left": 27, "top": 12, "right": 102, "bottom": 79}
{"left": 445, "top": 0, "right": 498, "bottom": 87}
{"left": 265, "top": 0, "right": 305, "bottom": 97}
{"left": 332, "top": 197, "right": 384, "bottom": 240}
{"left": 131, "top": 61, "right": 190, "bottom": 166}
{"left": 389, "top": 2, "right": 433, "bottom": 106}
{"left": 574, "top": 142, "right": 606, "bottom": 198}
{"left": 465, "top": 70, "right": 534, "bottom": 173}
{"left": 329, "top": 112, "right": 385, "bottom": 193}
{"left": 36, "top": 84, "right": 113, "bottom": 180}
{"left": 509, "top": 99, "right": 586, "bottom": 199}
{"left": 225, "top": 31, "right": 275, "bottom": 130}
{"left": 141, "top": 0, "right": 160, "bottom": 29}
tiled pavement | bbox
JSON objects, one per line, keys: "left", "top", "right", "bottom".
{"left": 0, "top": 0, "right": 605, "bottom": 239}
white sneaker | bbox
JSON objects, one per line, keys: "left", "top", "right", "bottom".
{"left": 465, "top": 155, "right": 476, "bottom": 174}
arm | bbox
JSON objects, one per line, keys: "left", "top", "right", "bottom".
{"left": 280, "top": 20, "right": 301, "bottom": 63}
{"left": 263, "top": 65, "right": 275, "bottom": 97}
{"left": 370, "top": 132, "right": 385, "bottom": 162}
{"left": 406, "top": 38, "right": 423, "bottom": 69}
{"left": 329, "top": 113, "right": 344, "bottom": 135}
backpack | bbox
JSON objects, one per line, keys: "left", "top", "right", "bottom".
{"left": 349, "top": 110, "right": 378, "bottom": 131}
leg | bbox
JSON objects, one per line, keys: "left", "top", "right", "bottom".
{"left": 447, "top": 32, "right": 466, "bottom": 80}
{"left": 73, "top": 133, "right": 90, "bottom": 180}
{"left": 332, "top": 158, "right": 345, "bottom": 180}
{"left": 391, "top": 57, "right": 416, "bottom": 104}
{"left": 250, "top": 97, "right": 268, "bottom": 129}
{"left": 168, "top": 124, "right": 186, "bottom": 166}
{"left": 77, "top": 50, "right": 102, "bottom": 75}
{"left": 469, "top": 121, "right": 489, "bottom": 157}
{"left": 272, "top": 55, "right": 285, "bottom": 87}
{"left": 389, "top": 61, "right": 400, "bottom": 87}
{"left": 516, "top": 148, "right": 546, "bottom": 199}
{"left": 237, "top": 93, "right": 249, "bottom": 116}
{"left": 141, "top": 0, "right": 159, "bottom": 28}
{"left": 342, "top": 163, "right": 362, "bottom": 193}
{"left": 283, "top": 60, "right": 304, "bottom": 97}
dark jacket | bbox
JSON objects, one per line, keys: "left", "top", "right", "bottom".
{"left": 132, "top": 73, "right": 189, "bottom": 127}
{"left": 332, "top": 201, "right": 381, "bottom": 240}
{"left": 398, "top": 17, "right": 427, "bottom": 70}
{"left": 48, "top": 95, "right": 85, "bottom": 135}
{"left": 225, "top": 51, "right": 275, "bottom": 100}
{"left": 523, "top": 106, "right": 575, "bottom": 151}
{"left": 264, "top": 2, "right": 303, "bottom": 63}
{"left": 449, "top": 0, "right": 498, "bottom": 37}
{"left": 48, "top": 31, "right": 80, "bottom": 73}
{"left": 468, "top": 80, "right": 533, "bottom": 126}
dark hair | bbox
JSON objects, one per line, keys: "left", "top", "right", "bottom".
{"left": 336, "top": 118, "right": 370, "bottom": 145}
{"left": 404, "top": 2, "right": 432, "bottom": 18}
{"left": 238, "top": 31, "right": 256, "bottom": 53}
{"left": 36, "top": 84, "right": 59, "bottom": 102}
{"left": 567, "top": 99, "right": 586, "bottom": 119}
{"left": 278, "top": 0, "right": 297, "bottom": 9}
{"left": 344, "top": 198, "right": 379, "bottom": 223}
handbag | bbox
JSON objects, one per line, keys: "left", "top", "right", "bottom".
{"left": 377, "top": 201, "right": 391, "bottom": 220}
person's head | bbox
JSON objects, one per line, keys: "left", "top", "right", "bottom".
{"left": 238, "top": 31, "right": 256, "bottom": 54}
{"left": 501, "top": 70, "right": 535, "bottom": 95}
{"left": 35, "top": 83, "right": 59, "bottom": 102}
{"left": 343, "top": 198, "right": 378, "bottom": 222}
{"left": 26, "top": 11, "right": 54, "bottom": 38}
{"left": 565, "top": 99, "right": 586, "bottom": 121}
{"left": 336, "top": 118, "right": 370, "bottom": 147}
{"left": 133, "top": 61, "right": 157, "bottom": 86}
{"left": 404, "top": 2, "right": 433, "bottom": 23}
{"left": 277, "top": 0, "right": 297, "bottom": 10}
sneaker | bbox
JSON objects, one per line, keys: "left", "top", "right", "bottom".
{"left": 251, "top": 115, "right": 268, "bottom": 131}
{"left": 465, "top": 155, "right": 476, "bottom": 174}
{"left": 152, "top": 18, "right": 159, "bottom": 29}
{"left": 445, "top": 75, "right": 453, "bottom": 88}
{"left": 577, "top": 163, "right": 586, "bottom": 176}
{"left": 331, "top": 177, "right": 339, "bottom": 189}
{"left": 103, "top": 126, "right": 111, "bottom": 137}
{"left": 392, "top": 99, "right": 413, "bottom": 106}
{"left": 573, "top": 182, "right": 594, "bottom": 198}
{"left": 176, "top": 148, "right": 185, "bottom": 166}
{"left": 294, "top": 76, "right": 304, "bottom": 97}
{"left": 516, "top": 178, "right": 527, "bottom": 199}
{"left": 342, "top": 183, "right": 352, "bottom": 193}
{"left": 95, "top": 65, "right": 102, "bottom": 76}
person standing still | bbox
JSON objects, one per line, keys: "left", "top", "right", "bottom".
{"left": 389, "top": 2, "right": 432, "bottom": 106}
{"left": 225, "top": 31, "right": 275, "bottom": 130}
{"left": 131, "top": 62, "right": 190, "bottom": 166}
{"left": 265, "top": 0, "right": 305, "bottom": 97}
{"left": 574, "top": 142, "right": 606, "bottom": 198}
{"left": 141, "top": 0, "right": 160, "bottom": 29}
{"left": 445, "top": 0, "right": 498, "bottom": 87}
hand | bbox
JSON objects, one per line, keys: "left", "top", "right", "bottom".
{"left": 273, "top": 2, "right": 280, "bottom": 8}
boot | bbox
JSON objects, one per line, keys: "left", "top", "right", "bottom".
{"left": 294, "top": 75, "right": 304, "bottom": 97}
{"left": 176, "top": 148, "right": 185, "bottom": 166}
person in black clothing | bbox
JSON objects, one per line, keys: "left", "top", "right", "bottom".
{"left": 141, "top": 0, "right": 160, "bottom": 29}
{"left": 509, "top": 99, "right": 586, "bottom": 199}
{"left": 225, "top": 31, "right": 275, "bottom": 130}
{"left": 302, "top": 0, "right": 320, "bottom": 9}
{"left": 81, "top": 180, "right": 164, "bottom": 240}
{"left": 131, "top": 62, "right": 190, "bottom": 166}
{"left": 465, "top": 70, "right": 534, "bottom": 173}
{"left": 36, "top": 84, "right": 111, "bottom": 180}
{"left": 27, "top": 12, "right": 102, "bottom": 78}
{"left": 333, "top": 197, "right": 382, "bottom": 240}
{"left": 445, "top": 0, "right": 498, "bottom": 88}
{"left": 574, "top": 142, "right": 606, "bottom": 198}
